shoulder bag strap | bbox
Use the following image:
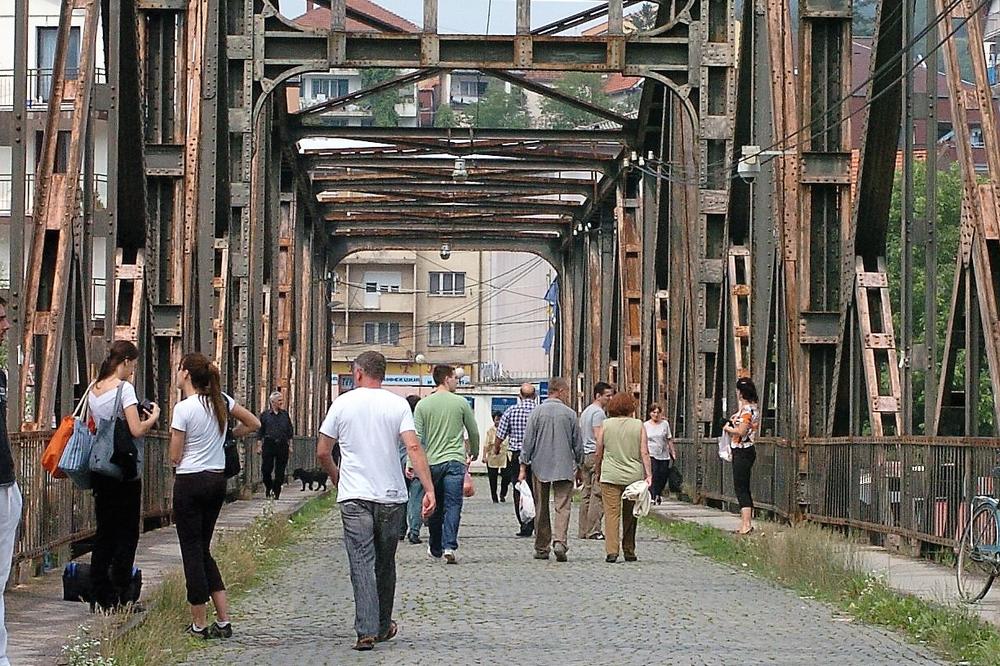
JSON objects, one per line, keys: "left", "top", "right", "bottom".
{"left": 73, "top": 381, "right": 97, "bottom": 420}
{"left": 114, "top": 381, "right": 126, "bottom": 418}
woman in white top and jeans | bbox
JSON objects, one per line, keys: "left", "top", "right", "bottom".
{"left": 170, "top": 352, "right": 259, "bottom": 639}
{"left": 87, "top": 340, "right": 160, "bottom": 610}
{"left": 643, "top": 404, "right": 675, "bottom": 505}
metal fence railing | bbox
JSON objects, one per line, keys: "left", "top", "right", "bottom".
{"left": 10, "top": 431, "right": 317, "bottom": 574}
{"left": 671, "top": 435, "right": 1000, "bottom": 548}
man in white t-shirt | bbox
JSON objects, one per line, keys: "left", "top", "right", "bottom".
{"left": 317, "top": 351, "right": 436, "bottom": 652}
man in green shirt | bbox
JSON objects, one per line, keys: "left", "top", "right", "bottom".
{"left": 414, "top": 365, "right": 480, "bottom": 564}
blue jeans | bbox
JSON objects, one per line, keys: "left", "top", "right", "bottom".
{"left": 340, "top": 500, "right": 406, "bottom": 637}
{"left": 427, "top": 460, "right": 465, "bottom": 555}
{"left": 406, "top": 477, "right": 424, "bottom": 538}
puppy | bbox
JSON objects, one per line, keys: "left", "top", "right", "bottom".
{"left": 292, "top": 467, "right": 328, "bottom": 491}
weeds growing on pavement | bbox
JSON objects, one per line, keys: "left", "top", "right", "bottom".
{"left": 645, "top": 517, "right": 1000, "bottom": 666}
{"left": 65, "top": 492, "right": 336, "bottom": 666}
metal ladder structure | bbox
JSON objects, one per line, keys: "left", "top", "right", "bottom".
{"left": 727, "top": 247, "right": 752, "bottom": 378}
{"left": 616, "top": 188, "right": 642, "bottom": 402}
{"left": 854, "top": 256, "right": 903, "bottom": 436}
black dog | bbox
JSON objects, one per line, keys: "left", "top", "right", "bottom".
{"left": 292, "top": 468, "right": 328, "bottom": 491}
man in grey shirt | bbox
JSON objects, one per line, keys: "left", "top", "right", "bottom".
{"left": 519, "top": 377, "right": 583, "bottom": 562}
{"left": 578, "top": 382, "right": 613, "bottom": 539}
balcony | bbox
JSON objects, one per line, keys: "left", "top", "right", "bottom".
{"left": 0, "top": 173, "right": 107, "bottom": 217}
{"left": 345, "top": 290, "right": 413, "bottom": 313}
{"left": 0, "top": 68, "right": 107, "bottom": 111}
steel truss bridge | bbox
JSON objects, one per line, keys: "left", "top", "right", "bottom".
{"left": 5, "top": 0, "right": 1000, "bottom": 547}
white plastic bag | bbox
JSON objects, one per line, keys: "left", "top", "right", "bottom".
{"left": 515, "top": 479, "right": 535, "bottom": 521}
{"left": 718, "top": 431, "right": 732, "bottom": 462}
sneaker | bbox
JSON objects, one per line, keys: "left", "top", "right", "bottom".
{"left": 186, "top": 624, "right": 211, "bottom": 639}
{"left": 553, "top": 542, "right": 568, "bottom": 562}
{"left": 209, "top": 621, "right": 233, "bottom": 638}
{"left": 427, "top": 545, "right": 441, "bottom": 559}
{"left": 500, "top": 496, "right": 507, "bottom": 502}
{"left": 533, "top": 551, "right": 549, "bottom": 560}
{"left": 408, "top": 533, "right": 422, "bottom": 545}
{"left": 624, "top": 554, "right": 638, "bottom": 562}
{"left": 605, "top": 554, "right": 618, "bottom": 563}
{"left": 588, "top": 532, "right": 606, "bottom": 541}
{"left": 443, "top": 549, "right": 457, "bottom": 564}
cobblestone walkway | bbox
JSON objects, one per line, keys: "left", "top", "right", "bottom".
{"left": 183, "top": 479, "right": 943, "bottom": 665}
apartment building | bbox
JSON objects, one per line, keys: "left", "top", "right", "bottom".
{"left": 330, "top": 249, "right": 553, "bottom": 396}
{"left": 291, "top": 4, "right": 419, "bottom": 127}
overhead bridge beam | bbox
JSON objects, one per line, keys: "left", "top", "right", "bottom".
{"left": 292, "top": 125, "right": 627, "bottom": 145}
{"left": 306, "top": 157, "right": 611, "bottom": 172}
{"left": 312, "top": 179, "right": 595, "bottom": 197}
{"left": 261, "top": 10, "right": 690, "bottom": 74}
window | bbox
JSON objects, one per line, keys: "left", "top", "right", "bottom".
{"left": 36, "top": 27, "right": 81, "bottom": 102}
{"left": 364, "top": 321, "right": 400, "bottom": 345}
{"left": 309, "top": 77, "right": 350, "bottom": 100}
{"left": 458, "top": 80, "right": 487, "bottom": 97}
{"left": 970, "top": 125, "right": 986, "bottom": 148}
{"left": 428, "top": 321, "right": 465, "bottom": 347}
{"left": 362, "top": 271, "right": 401, "bottom": 293}
{"left": 429, "top": 272, "right": 465, "bottom": 296}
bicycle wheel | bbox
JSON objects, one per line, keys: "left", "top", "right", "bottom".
{"left": 956, "top": 504, "right": 998, "bottom": 603}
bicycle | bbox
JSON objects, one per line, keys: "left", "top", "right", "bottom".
{"left": 956, "top": 490, "right": 1000, "bottom": 602}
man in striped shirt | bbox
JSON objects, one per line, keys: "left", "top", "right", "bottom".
{"left": 496, "top": 383, "right": 538, "bottom": 537}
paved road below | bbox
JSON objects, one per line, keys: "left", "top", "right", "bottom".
{"left": 183, "top": 478, "right": 943, "bottom": 665}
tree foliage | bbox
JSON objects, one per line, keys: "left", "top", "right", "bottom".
{"left": 469, "top": 85, "right": 529, "bottom": 129}
{"left": 433, "top": 103, "right": 458, "bottom": 128}
{"left": 360, "top": 68, "right": 400, "bottom": 127}
{"left": 884, "top": 161, "right": 994, "bottom": 433}
{"left": 540, "top": 72, "right": 612, "bottom": 129}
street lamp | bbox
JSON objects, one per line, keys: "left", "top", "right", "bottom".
{"left": 415, "top": 353, "right": 427, "bottom": 396}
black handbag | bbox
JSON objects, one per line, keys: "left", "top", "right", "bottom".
{"left": 223, "top": 401, "right": 240, "bottom": 479}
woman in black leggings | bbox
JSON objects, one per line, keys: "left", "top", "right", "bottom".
{"left": 722, "top": 377, "right": 759, "bottom": 535}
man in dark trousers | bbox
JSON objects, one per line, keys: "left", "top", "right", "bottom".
{"left": 257, "top": 391, "right": 294, "bottom": 499}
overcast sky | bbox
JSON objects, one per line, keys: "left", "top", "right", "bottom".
{"left": 278, "top": 0, "right": 613, "bottom": 34}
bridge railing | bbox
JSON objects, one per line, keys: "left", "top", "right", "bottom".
{"left": 9, "top": 432, "right": 318, "bottom": 573}
{"left": 674, "top": 435, "right": 1000, "bottom": 549}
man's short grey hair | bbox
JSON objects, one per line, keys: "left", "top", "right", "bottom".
{"left": 549, "top": 377, "right": 570, "bottom": 395}
{"left": 354, "top": 350, "right": 387, "bottom": 381}
{"left": 269, "top": 391, "right": 282, "bottom": 405}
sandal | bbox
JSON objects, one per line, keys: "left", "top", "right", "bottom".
{"left": 732, "top": 526, "right": 755, "bottom": 536}
{"left": 377, "top": 620, "right": 398, "bottom": 643}
{"left": 352, "top": 636, "right": 376, "bottom": 651}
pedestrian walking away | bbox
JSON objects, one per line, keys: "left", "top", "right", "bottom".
{"left": 496, "top": 383, "right": 538, "bottom": 537}
{"left": 403, "top": 395, "right": 425, "bottom": 544}
{"left": 413, "top": 365, "right": 480, "bottom": 564}
{"left": 722, "top": 377, "right": 760, "bottom": 536}
{"left": 257, "top": 391, "right": 294, "bottom": 499}
{"left": 170, "top": 352, "right": 261, "bottom": 640}
{"left": 578, "top": 382, "right": 613, "bottom": 540}
{"left": 0, "top": 298, "right": 21, "bottom": 666}
{"left": 594, "top": 393, "right": 652, "bottom": 563}
{"left": 518, "top": 378, "right": 583, "bottom": 562}
{"left": 644, "top": 403, "right": 676, "bottom": 505}
{"left": 483, "top": 412, "right": 509, "bottom": 503}
{"left": 87, "top": 340, "right": 161, "bottom": 611}
{"left": 317, "top": 351, "right": 436, "bottom": 651}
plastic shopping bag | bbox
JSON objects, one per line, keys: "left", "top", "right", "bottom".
{"left": 463, "top": 468, "right": 475, "bottom": 497}
{"left": 515, "top": 479, "right": 535, "bottom": 521}
{"left": 718, "top": 431, "right": 732, "bottom": 462}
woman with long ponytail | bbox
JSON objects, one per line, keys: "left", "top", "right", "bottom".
{"left": 169, "top": 352, "right": 259, "bottom": 639}
{"left": 87, "top": 339, "right": 161, "bottom": 610}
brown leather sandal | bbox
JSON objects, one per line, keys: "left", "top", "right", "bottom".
{"left": 352, "top": 636, "right": 376, "bottom": 651}
{"left": 377, "top": 620, "right": 398, "bottom": 642}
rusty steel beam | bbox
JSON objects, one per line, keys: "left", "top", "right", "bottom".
{"left": 20, "top": 0, "right": 100, "bottom": 429}
{"left": 293, "top": 124, "right": 627, "bottom": 145}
